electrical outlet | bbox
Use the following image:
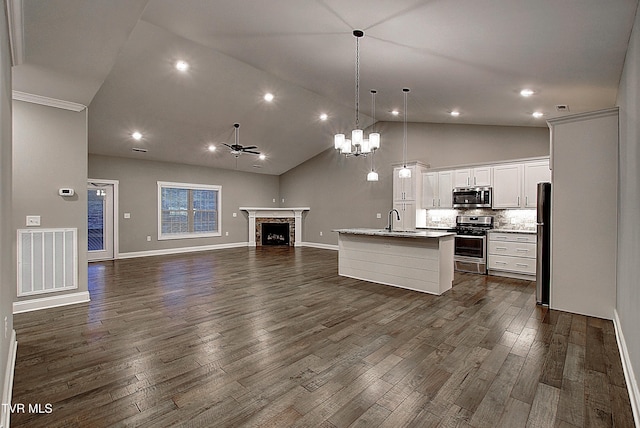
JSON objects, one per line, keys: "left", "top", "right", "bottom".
{"left": 4, "top": 316, "right": 8, "bottom": 339}
{"left": 272, "top": 198, "right": 276, "bottom": 203}
{"left": 124, "top": 213, "right": 131, "bottom": 219}
{"left": 225, "top": 231, "right": 229, "bottom": 236}
{"left": 376, "top": 213, "right": 381, "bottom": 219}
{"left": 26, "top": 215, "right": 41, "bottom": 226}
{"left": 320, "top": 231, "right": 323, "bottom": 236}
{"left": 281, "top": 198, "right": 285, "bottom": 203}
{"left": 146, "top": 236, "right": 151, "bottom": 242}
{"left": 232, "top": 212, "right": 237, "bottom": 217}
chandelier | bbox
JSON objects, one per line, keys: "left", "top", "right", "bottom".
{"left": 334, "top": 30, "right": 380, "bottom": 158}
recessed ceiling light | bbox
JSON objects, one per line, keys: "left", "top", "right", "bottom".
{"left": 175, "top": 60, "right": 189, "bottom": 71}
{"left": 259, "top": 154, "right": 266, "bottom": 160}
{"left": 207, "top": 144, "right": 216, "bottom": 152}
{"left": 264, "top": 93, "right": 274, "bottom": 102}
{"left": 520, "top": 88, "right": 535, "bottom": 97}
{"left": 319, "top": 113, "right": 328, "bottom": 121}
{"left": 391, "top": 110, "right": 399, "bottom": 116}
{"left": 532, "top": 111, "right": 544, "bottom": 118}
{"left": 450, "top": 111, "right": 460, "bottom": 117}
{"left": 132, "top": 131, "right": 142, "bottom": 140}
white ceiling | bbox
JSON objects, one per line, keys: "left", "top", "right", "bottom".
{"left": 11, "top": 0, "right": 639, "bottom": 175}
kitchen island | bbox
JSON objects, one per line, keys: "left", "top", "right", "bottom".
{"left": 333, "top": 229, "right": 455, "bottom": 295}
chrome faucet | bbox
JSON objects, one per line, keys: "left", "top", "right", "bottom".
{"left": 386, "top": 209, "right": 400, "bottom": 232}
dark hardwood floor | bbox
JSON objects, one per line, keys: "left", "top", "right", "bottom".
{"left": 11, "top": 247, "right": 635, "bottom": 427}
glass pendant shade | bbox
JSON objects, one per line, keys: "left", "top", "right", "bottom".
{"left": 361, "top": 139, "right": 371, "bottom": 154}
{"left": 334, "top": 134, "right": 345, "bottom": 150}
{"left": 399, "top": 166, "right": 412, "bottom": 178}
{"left": 367, "top": 170, "right": 379, "bottom": 181}
{"left": 369, "top": 133, "right": 380, "bottom": 150}
{"left": 342, "top": 139, "right": 352, "bottom": 154}
{"left": 351, "top": 129, "right": 363, "bottom": 147}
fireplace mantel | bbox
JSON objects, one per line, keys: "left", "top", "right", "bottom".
{"left": 240, "top": 207, "right": 310, "bottom": 247}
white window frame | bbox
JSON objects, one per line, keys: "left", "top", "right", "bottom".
{"left": 157, "top": 181, "right": 222, "bottom": 240}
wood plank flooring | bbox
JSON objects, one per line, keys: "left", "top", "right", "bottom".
{"left": 11, "top": 247, "right": 635, "bottom": 427}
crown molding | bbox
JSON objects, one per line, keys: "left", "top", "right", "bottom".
{"left": 6, "top": 0, "right": 24, "bottom": 66}
{"left": 12, "top": 90, "right": 87, "bottom": 112}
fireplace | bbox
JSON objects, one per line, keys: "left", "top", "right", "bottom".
{"left": 240, "top": 207, "right": 310, "bottom": 247}
{"left": 261, "top": 223, "right": 290, "bottom": 246}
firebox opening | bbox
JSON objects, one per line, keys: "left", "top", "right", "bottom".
{"left": 261, "top": 223, "right": 290, "bottom": 246}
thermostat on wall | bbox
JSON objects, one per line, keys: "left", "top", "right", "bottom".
{"left": 58, "top": 188, "right": 75, "bottom": 197}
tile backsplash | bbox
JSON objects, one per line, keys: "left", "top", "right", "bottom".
{"left": 425, "top": 208, "right": 537, "bottom": 230}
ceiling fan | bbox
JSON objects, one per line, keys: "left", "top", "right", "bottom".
{"left": 224, "top": 123, "right": 260, "bottom": 157}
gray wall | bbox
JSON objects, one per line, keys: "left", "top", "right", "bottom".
{"left": 279, "top": 121, "right": 549, "bottom": 246}
{"left": 12, "top": 101, "right": 88, "bottom": 302}
{"left": 0, "top": 2, "right": 14, "bottom": 413}
{"left": 617, "top": 3, "right": 640, "bottom": 408}
{"left": 88, "top": 154, "right": 280, "bottom": 254}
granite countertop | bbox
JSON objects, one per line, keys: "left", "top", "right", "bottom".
{"left": 333, "top": 228, "right": 455, "bottom": 239}
{"left": 490, "top": 229, "right": 536, "bottom": 234}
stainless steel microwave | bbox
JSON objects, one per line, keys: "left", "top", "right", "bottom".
{"left": 452, "top": 186, "right": 492, "bottom": 208}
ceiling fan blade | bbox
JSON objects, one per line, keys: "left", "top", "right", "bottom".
{"left": 244, "top": 150, "right": 261, "bottom": 155}
{"left": 222, "top": 143, "right": 233, "bottom": 149}
{"left": 242, "top": 146, "right": 257, "bottom": 150}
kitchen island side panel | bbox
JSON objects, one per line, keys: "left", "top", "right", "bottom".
{"left": 338, "top": 233, "right": 454, "bottom": 295}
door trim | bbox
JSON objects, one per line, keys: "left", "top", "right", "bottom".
{"left": 88, "top": 179, "right": 119, "bottom": 260}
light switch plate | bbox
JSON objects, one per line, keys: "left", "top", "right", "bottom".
{"left": 124, "top": 213, "right": 131, "bottom": 219}
{"left": 26, "top": 215, "right": 40, "bottom": 226}
{"left": 232, "top": 212, "right": 237, "bottom": 217}
{"left": 376, "top": 213, "right": 381, "bottom": 219}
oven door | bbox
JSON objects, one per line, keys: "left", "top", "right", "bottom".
{"left": 454, "top": 235, "right": 485, "bottom": 259}
{"left": 454, "top": 234, "right": 487, "bottom": 274}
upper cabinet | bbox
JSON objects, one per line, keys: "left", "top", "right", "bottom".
{"left": 453, "top": 166, "right": 493, "bottom": 187}
{"left": 418, "top": 158, "right": 549, "bottom": 211}
{"left": 523, "top": 160, "right": 551, "bottom": 208}
{"left": 422, "top": 171, "right": 453, "bottom": 209}
{"left": 493, "top": 159, "right": 550, "bottom": 209}
{"left": 493, "top": 163, "right": 523, "bottom": 208}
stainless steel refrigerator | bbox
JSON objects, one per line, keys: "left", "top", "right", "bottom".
{"left": 536, "top": 182, "right": 551, "bottom": 305}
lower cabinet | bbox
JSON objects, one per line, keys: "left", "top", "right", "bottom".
{"left": 487, "top": 231, "right": 536, "bottom": 279}
{"left": 393, "top": 201, "right": 416, "bottom": 231}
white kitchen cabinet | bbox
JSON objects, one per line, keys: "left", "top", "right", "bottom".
{"left": 487, "top": 231, "right": 536, "bottom": 279}
{"left": 492, "top": 163, "right": 523, "bottom": 208}
{"left": 453, "top": 167, "right": 492, "bottom": 187}
{"left": 393, "top": 164, "right": 422, "bottom": 201}
{"left": 421, "top": 170, "right": 453, "bottom": 209}
{"left": 392, "top": 162, "right": 428, "bottom": 229}
{"left": 523, "top": 160, "right": 551, "bottom": 208}
{"left": 393, "top": 201, "right": 417, "bottom": 231}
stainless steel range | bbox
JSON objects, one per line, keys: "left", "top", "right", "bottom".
{"left": 454, "top": 215, "right": 494, "bottom": 274}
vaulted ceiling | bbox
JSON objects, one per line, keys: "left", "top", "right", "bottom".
{"left": 11, "top": 0, "right": 639, "bottom": 175}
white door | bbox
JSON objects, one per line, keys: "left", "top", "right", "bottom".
{"left": 88, "top": 181, "right": 116, "bottom": 261}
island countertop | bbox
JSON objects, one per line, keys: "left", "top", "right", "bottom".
{"left": 333, "top": 228, "right": 455, "bottom": 239}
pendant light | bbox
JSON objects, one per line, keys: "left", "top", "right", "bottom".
{"left": 367, "top": 90, "right": 379, "bottom": 181}
{"left": 335, "top": 30, "right": 380, "bottom": 158}
{"left": 398, "top": 88, "right": 411, "bottom": 178}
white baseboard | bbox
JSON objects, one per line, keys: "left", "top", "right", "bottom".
{"left": 13, "top": 291, "right": 90, "bottom": 314}
{"left": 118, "top": 242, "right": 249, "bottom": 259}
{"left": 299, "top": 242, "right": 338, "bottom": 251}
{"left": 1, "top": 329, "right": 17, "bottom": 428}
{"left": 613, "top": 309, "right": 640, "bottom": 428}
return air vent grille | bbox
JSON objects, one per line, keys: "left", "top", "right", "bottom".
{"left": 17, "top": 228, "right": 78, "bottom": 297}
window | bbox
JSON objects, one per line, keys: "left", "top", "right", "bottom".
{"left": 157, "top": 181, "right": 221, "bottom": 240}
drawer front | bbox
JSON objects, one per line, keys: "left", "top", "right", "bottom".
{"left": 488, "top": 241, "right": 536, "bottom": 258}
{"left": 489, "top": 232, "right": 536, "bottom": 244}
{"left": 488, "top": 254, "right": 536, "bottom": 275}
